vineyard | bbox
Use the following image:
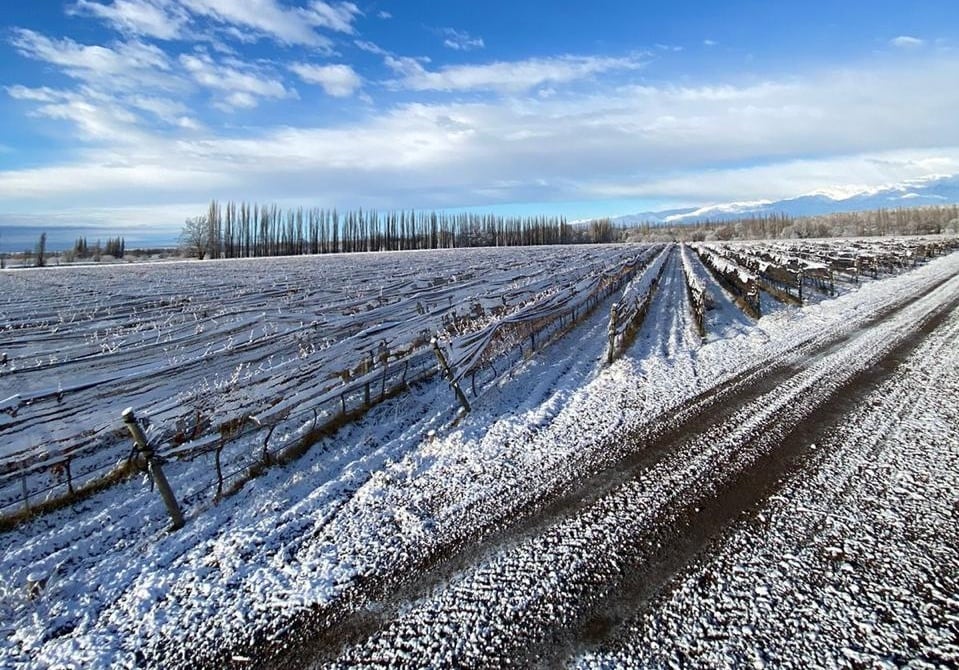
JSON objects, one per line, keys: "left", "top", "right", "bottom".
{"left": 1, "top": 236, "right": 958, "bottom": 668}
{"left": 0, "top": 244, "right": 661, "bottom": 524}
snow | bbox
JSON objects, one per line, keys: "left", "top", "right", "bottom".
{"left": 1, "top": 242, "right": 958, "bottom": 667}
{"left": 575, "top": 293, "right": 959, "bottom": 668}
{"left": 0, "top": 245, "right": 646, "bottom": 514}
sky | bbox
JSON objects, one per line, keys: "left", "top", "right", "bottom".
{"left": 2, "top": 0, "right": 959, "bottom": 248}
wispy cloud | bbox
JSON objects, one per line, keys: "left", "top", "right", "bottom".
{"left": 7, "top": 85, "right": 148, "bottom": 143}
{"left": 71, "top": 0, "right": 361, "bottom": 47}
{"left": 69, "top": 0, "right": 190, "bottom": 40}
{"left": 178, "top": 0, "right": 325, "bottom": 46}
{"left": 174, "top": 0, "right": 358, "bottom": 47}
{"left": 5, "top": 4, "right": 959, "bottom": 234}
{"left": 592, "top": 151, "right": 959, "bottom": 203}
{"left": 289, "top": 62, "right": 362, "bottom": 97}
{"left": 127, "top": 94, "right": 196, "bottom": 127}
{"left": 6, "top": 85, "right": 62, "bottom": 103}
{"left": 180, "top": 52, "right": 295, "bottom": 110}
{"left": 442, "top": 28, "right": 484, "bottom": 51}
{"left": 7, "top": 52, "right": 959, "bottom": 219}
{"left": 354, "top": 39, "right": 388, "bottom": 56}
{"left": 385, "top": 53, "right": 646, "bottom": 93}
{"left": 305, "top": 1, "right": 362, "bottom": 34}
{"left": 10, "top": 28, "right": 179, "bottom": 90}
{"left": 890, "top": 35, "right": 924, "bottom": 48}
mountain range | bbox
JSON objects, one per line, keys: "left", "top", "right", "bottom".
{"left": 610, "top": 174, "right": 959, "bottom": 227}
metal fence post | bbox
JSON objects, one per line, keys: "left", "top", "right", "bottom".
{"left": 121, "top": 408, "right": 184, "bottom": 530}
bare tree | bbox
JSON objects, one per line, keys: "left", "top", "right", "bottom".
{"left": 180, "top": 216, "right": 209, "bottom": 259}
{"left": 35, "top": 232, "right": 47, "bottom": 268}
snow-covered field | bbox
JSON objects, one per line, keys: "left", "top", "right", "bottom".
{"left": 0, "top": 240, "right": 957, "bottom": 668}
{"left": 0, "top": 244, "right": 651, "bottom": 517}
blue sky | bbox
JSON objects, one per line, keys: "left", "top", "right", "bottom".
{"left": 2, "top": 0, "right": 959, "bottom": 247}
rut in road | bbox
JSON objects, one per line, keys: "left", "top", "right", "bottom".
{"left": 316, "top": 270, "right": 959, "bottom": 668}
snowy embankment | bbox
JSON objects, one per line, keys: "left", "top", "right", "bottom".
{"left": 0, "top": 247, "right": 956, "bottom": 667}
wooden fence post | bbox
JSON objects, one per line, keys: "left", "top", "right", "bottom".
{"left": 121, "top": 408, "right": 184, "bottom": 531}
{"left": 262, "top": 425, "right": 276, "bottom": 465}
{"left": 607, "top": 302, "right": 619, "bottom": 365}
{"left": 378, "top": 341, "right": 389, "bottom": 402}
{"left": 363, "top": 351, "right": 373, "bottom": 408}
{"left": 214, "top": 444, "right": 224, "bottom": 500}
{"left": 64, "top": 459, "right": 74, "bottom": 496}
{"left": 19, "top": 466, "right": 29, "bottom": 515}
{"left": 431, "top": 339, "right": 471, "bottom": 413}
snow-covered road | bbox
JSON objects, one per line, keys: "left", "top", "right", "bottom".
{"left": 576, "top": 283, "right": 959, "bottom": 669}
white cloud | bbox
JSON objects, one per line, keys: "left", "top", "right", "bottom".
{"left": 8, "top": 86, "right": 147, "bottom": 143}
{"left": 305, "top": 1, "right": 361, "bottom": 34}
{"left": 179, "top": 0, "right": 317, "bottom": 45}
{"left": 289, "top": 62, "right": 362, "bottom": 97}
{"left": 442, "top": 28, "right": 485, "bottom": 52}
{"left": 704, "top": 39, "right": 718, "bottom": 47}
{"left": 354, "top": 39, "right": 389, "bottom": 55}
{"left": 128, "top": 94, "right": 189, "bottom": 121}
{"left": 6, "top": 85, "right": 61, "bottom": 103}
{"left": 0, "top": 149, "right": 235, "bottom": 203}
{"left": 591, "top": 150, "right": 959, "bottom": 203}
{"left": 70, "top": 0, "right": 189, "bottom": 40}
{"left": 180, "top": 53, "right": 295, "bottom": 109}
{"left": 177, "top": 115, "right": 202, "bottom": 130}
{"left": 890, "top": 35, "right": 924, "bottom": 48}
{"left": 222, "top": 91, "right": 258, "bottom": 109}
{"left": 5, "top": 49, "right": 959, "bottom": 231}
{"left": 377, "top": 10, "right": 392, "bottom": 20}
{"left": 176, "top": 0, "right": 357, "bottom": 47}
{"left": 385, "top": 53, "right": 645, "bottom": 93}
{"left": 10, "top": 29, "right": 177, "bottom": 90}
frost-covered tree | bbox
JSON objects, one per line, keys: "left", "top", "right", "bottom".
{"left": 181, "top": 216, "right": 209, "bottom": 259}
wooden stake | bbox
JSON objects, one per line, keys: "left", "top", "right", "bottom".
{"left": 122, "top": 408, "right": 184, "bottom": 531}
{"left": 431, "top": 339, "right": 471, "bottom": 413}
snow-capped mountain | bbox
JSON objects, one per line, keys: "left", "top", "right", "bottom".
{"left": 612, "top": 174, "right": 959, "bottom": 226}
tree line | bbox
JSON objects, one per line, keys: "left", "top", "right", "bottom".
{"left": 69, "top": 236, "right": 126, "bottom": 260}
{"left": 181, "top": 200, "right": 619, "bottom": 259}
{"left": 626, "top": 205, "right": 959, "bottom": 243}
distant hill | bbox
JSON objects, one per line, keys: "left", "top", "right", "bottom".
{"left": 610, "top": 174, "right": 959, "bottom": 226}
